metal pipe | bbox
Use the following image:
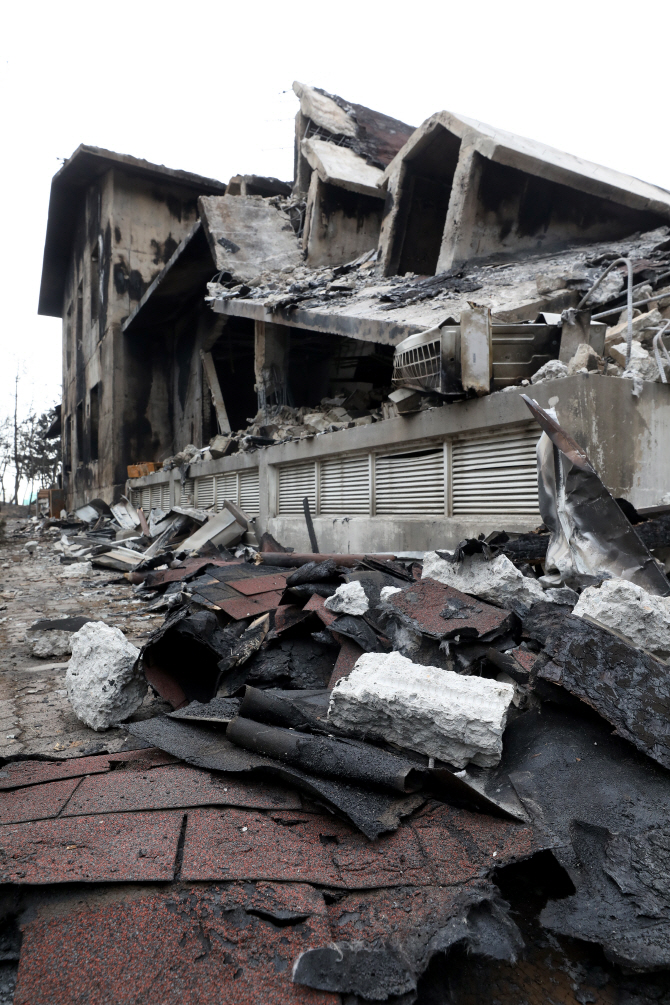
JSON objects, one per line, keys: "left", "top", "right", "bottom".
{"left": 591, "top": 293, "right": 667, "bottom": 320}
{"left": 652, "top": 322, "right": 670, "bottom": 385}
{"left": 578, "top": 258, "right": 634, "bottom": 368}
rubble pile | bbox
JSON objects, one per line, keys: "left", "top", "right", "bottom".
{"left": 5, "top": 399, "right": 670, "bottom": 1001}
{"left": 3, "top": 406, "right": 667, "bottom": 1000}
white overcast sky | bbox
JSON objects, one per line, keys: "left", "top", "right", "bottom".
{"left": 2, "top": 0, "right": 669, "bottom": 423}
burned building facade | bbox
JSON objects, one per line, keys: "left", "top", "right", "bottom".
{"left": 38, "top": 147, "right": 227, "bottom": 504}
{"left": 39, "top": 84, "right": 670, "bottom": 551}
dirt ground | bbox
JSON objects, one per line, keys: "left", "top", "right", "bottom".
{"left": 0, "top": 515, "right": 169, "bottom": 762}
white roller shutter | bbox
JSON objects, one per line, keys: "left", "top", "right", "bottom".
{"left": 150, "top": 484, "right": 163, "bottom": 509}
{"left": 239, "top": 469, "right": 260, "bottom": 516}
{"left": 161, "top": 483, "right": 171, "bottom": 509}
{"left": 451, "top": 425, "right": 540, "bottom": 515}
{"left": 277, "top": 461, "right": 316, "bottom": 515}
{"left": 215, "top": 472, "right": 238, "bottom": 511}
{"left": 320, "top": 455, "right": 370, "bottom": 514}
{"left": 140, "top": 487, "right": 151, "bottom": 510}
{"left": 375, "top": 449, "right": 445, "bottom": 515}
{"left": 195, "top": 475, "right": 215, "bottom": 509}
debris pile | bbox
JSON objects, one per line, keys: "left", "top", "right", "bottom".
{"left": 6, "top": 401, "right": 670, "bottom": 1001}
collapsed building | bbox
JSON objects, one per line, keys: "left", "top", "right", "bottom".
{"left": 11, "top": 81, "right": 670, "bottom": 1003}
{"left": 39, "top": 82, "right": 670, "bottom": 552}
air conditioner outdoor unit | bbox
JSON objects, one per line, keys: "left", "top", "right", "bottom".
{"left": 393, "top": 314, "right": 570, "bottom": 398}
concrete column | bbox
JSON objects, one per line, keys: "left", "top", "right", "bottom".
{"left": 254, "top": 321, "right": 289, "bottom": 414}
{"left": 436, "top": 144, "right": 485, "bottom": 272}
{"left": 379, "top": 163, "right": 409, "bottom": 277}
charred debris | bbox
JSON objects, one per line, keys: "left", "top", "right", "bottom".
{"left": 16, "top": 393, "right": 670, "bottom": 1003}
{"left": 19, "top": 79, "right": 670, "bottom": 1003}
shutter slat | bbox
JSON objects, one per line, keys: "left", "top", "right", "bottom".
{"left": 375, "top": 449, "right": 444, "bottom": 515}
{"left": 320, "top": 456, "right": 369, "bottom": 515}
{"left": 215, "top": 473, "right": 238, "bottom": 511}
{"left": 278, "top": 462, "right": 316, "bottom": 515}
{"left": 239, "top": 469, "right": 260, "bottom": 516}
{"left": 452, "top": 426, "right": 539, "bottom": 515}
{"left": 195, "top": 476, "right": 215, "bottom": 509}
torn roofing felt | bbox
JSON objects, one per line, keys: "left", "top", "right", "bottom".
{"left": 496, "top": 705, "right": 670, "bottom": 971}
{"left": 127, "top": 715, "right": 424, "bottom": 840}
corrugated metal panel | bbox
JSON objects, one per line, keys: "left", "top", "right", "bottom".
{"left": 277, "top": 461, "right": 316, "bottom": 515}
{"left": 195, "top": 475, "right": 215, "bottom": 509}
{"left": 140, "top": 487, "right": 151, "bottom": 510}
{"left": 375, "top": 449, "right": 445, "bottom": 515}
{"left": 452, "top": 426, "right": 540, "bottom": 514}
{"left": 320, "top": 455, "right": 369, "bottom": 514}
{"left": 239, "top": 469, "right": 260, "bottom": 516}
{"left": 161, "top": 483, "right": 171, "bottom": 510}
{"left": 215, "top": 473, "right": 238, "bottom": 511}
{"left": 179, "top": 479, "right": 194, "bottom": 506}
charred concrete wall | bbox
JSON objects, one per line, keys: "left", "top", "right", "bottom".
{"left": 128, "top": 374, "right": 670, "bottom": 553}
{"left": 60, "top": 167, "right": 207, "bottom": 508}
{"left": 378, "top": 116, "right": 670, "bottom": 276}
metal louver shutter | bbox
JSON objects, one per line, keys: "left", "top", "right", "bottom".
{"left": 239, "top": 469, "right": 260, "bottom": 516}
{"left": 150, "top": 484, "right": 162, "bottom": 509}
{"left": 451, "top": 426, "right": 540, "bottom": 515}
{"left": 277, "top": 461, "right": 316, "bottom": 515}
{"left": 320, "top": 456, "right": 369, "bottom": 514}
{"left": 195, "top": 475, "right": 215, "bottom": 509}
{"left": 375, "top": 449, "right": 445, "bottom": 515}
{"left": 179, "top": 479, "right": 194, "bottom": 506}
{"left": 215, "top": 472, "right": 238, "bottom": 511}
{"left": 161, "top": 483, "right": 171, "bottom": 509}
{"left": 140, "top": 487, "right": 151, "bottom": 510}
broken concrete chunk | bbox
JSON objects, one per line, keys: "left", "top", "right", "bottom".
{"left": 27, "top": 615, "right": 94, "bottom": 658}
{"left": 605, "top": 308, "right": 664, "bottom": 349}
{"left": 609, "top": 340, "right": 649, "bottom": 369}
{"left": 324, "top": 581, "right": 369, "bottom": 615}
{"left": 57, "top": 561, "right": 93, "bottom": 578}
{"left": 574, "top": 578, "right": 670, "bottom": 659}
{"left": 423, "top": 551, "right": 546, "bottom": 614}
{"left": 66, "top": 622, "right": 146, "bottom": 731}
{"left": 530, "top": 359, "right": 568, "bottom": 383}
{"left": 328, "top": 651, "right": 514, "bottom": 768}
{"left": 567, "top": 343, "right": 601, "bottom": 375}
{"left": 380, "top": 586, "right": 403, "bottom": 603}
{"left": 29, "top": 631, "right": 74, "bottom": 658}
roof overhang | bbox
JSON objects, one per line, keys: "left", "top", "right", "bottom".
{"left": 379, "top": 110, "right": 670, "bottom": 218}
{"left": 38, "top": 145, "right": 227, "bottom": 318}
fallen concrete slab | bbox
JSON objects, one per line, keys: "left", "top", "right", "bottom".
{"left": 328, "top": 651, "right": 515, "bottom": 768}
{"left": 574, "top": 577, "right": 670, "bottom": 658}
